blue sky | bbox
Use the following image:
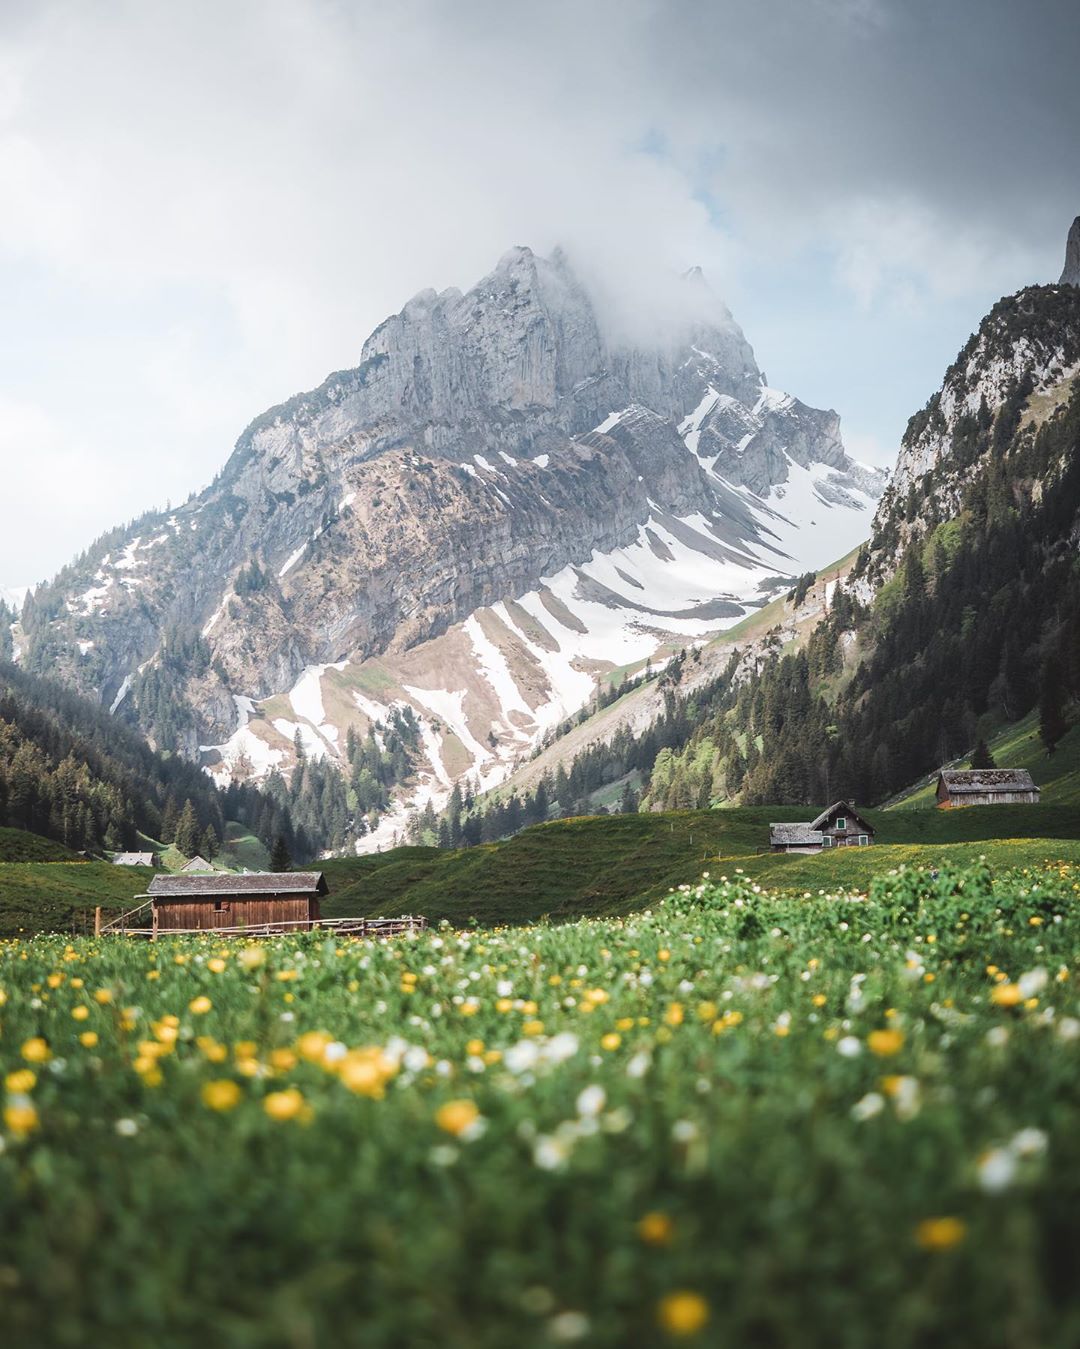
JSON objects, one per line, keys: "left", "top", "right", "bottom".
{"left": 0, "top": 0, "right": 1077, "bottom": 585}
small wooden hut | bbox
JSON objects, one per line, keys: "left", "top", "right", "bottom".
{"left": 936, "top": 769, "right": 1040, "bottom": 807}
{"left": 769, "top": 801, "right": 875, "bottom": 853}
{"left": 147, "top": 871, "right": 328, "bottom": 934}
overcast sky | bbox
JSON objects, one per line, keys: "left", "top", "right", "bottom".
{"left": 1, "top": 0, "right": 1078, "bottom": 587}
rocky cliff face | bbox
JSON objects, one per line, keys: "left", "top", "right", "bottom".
{"left": 861, "top": 240, "right": 1080, "bottom": 588}
{"left": 1061, "top": 216, "right": 1080, "bottom": 286}
{"left": 20, "top": 246, "right": 884, "bottom": 845}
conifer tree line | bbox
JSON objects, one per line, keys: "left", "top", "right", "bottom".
{"left": 0, "top": 659, "right": 305, "bottom": 858}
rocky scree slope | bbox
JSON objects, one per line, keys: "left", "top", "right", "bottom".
{"left": 17, "top": 247, "right": 883, "bottom": 846}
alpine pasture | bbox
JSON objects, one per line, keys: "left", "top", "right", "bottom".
{"left": 4, "top": 858, "right": 1080, "bottom": 1347}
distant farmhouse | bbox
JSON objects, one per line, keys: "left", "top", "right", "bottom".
{"left": 936, "top": 769, "right": 1040, "bottom": 808}
{"left": 179, "top": 855, "right": 215, "bottom": 872}
{"left": 112, "top": 851, "right": 156, "bottom": 868}
{"left": 769, "top": 801, "right": 875, "bottom": 854}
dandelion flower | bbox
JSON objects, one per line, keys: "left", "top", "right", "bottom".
{"left": 20, "top": 1038, "right": 50, "bottom": 1064}
{"left": 189, "top": 996, "right": 212, "bottom": 1015}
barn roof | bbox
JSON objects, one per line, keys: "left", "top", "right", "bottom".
{"left": 810, "top": 800, "right": 875, "bottom": 833}
{"left": 769, "top": 823, "right": 824, "bottom": 847}
{"left": 148, "top": 871, "right": 328, "bottom": 898}
{"left": 938, "top": 769, "right": 1039, "bottom": 794}
{"left": 113, "top": 852, "right": 155, "bottom": 867}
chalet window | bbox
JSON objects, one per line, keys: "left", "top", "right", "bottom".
{"left": 858, "top": 835, "right": 869, "bottom": 847}
{"left": 835, "top": 817, "right": 847, "bottom": 830}
{"left": 214, "top": 900, "right": 230, "bottom": 912}
{"left": 821, "top": 836, "right": 832, "bottom": 847}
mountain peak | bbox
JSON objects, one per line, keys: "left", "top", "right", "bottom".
{"left": 1060, "top": 215, "right": 1080, "bottom": 286}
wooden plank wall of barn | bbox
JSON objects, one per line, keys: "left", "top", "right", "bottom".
{"left": 155, "top": 897, "right": 318, "bottom": 930}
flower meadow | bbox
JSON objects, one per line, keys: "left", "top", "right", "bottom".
{"left": 3, "top": 860, "right": 1080, "bottom": 1348}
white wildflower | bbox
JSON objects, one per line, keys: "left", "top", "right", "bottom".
{"left": 851, "top": 1092, "right": 885, "bottom": 1122}
{"left": 575, "top": 1085, "right": 606, "bottom": 1118}
{"left": 978, "top": 1147, "right": 1017, "bottom": 1194}
{"left": 837, "top": 1035, "right": 862, "bottom": 1059}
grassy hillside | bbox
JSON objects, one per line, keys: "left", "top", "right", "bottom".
{"left": 890, "top": 712, "right": 1080, "bottom": 809}
{"left": 0, "top": 861, "right": 150, "bottom": 936}
{"left": 3, "top": 799, "right": 1076, "bottom": 936}
{"left": 0, "top": 828, "right": 78, "bottom": 863}
{"left": 320, "top": 803, "right": 1079, "bottom": 927}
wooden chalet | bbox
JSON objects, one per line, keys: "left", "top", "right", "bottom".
{"left": 936, "top": 769, "right": 1040, "bottom": 808}
{"left": 770, "top": 801, "right": 875, "bottom": 853}
{"left": 147, "top": 871, "right": 328, "bottom": 935}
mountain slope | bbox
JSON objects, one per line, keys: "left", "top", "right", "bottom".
{"left": 20, "top": 247, "right": 883, "bottom": 848}
{"left": 622, "top": 283, "right": 1080, "bottom": 814}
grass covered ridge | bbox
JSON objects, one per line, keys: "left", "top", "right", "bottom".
{"left": 3, "top": 859, "right": 1080, "bottom": 1345}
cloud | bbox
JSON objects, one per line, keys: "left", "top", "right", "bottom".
{"left": 0, "top": 0, "right": 1077, "bottom": 582}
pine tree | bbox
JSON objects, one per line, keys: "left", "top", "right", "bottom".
{"left": 970, "top": 738, "right": 996, "bottom": 770}
{"left": 1039, "top": 655, "right": 1068, "bottom": 757}
{"left": 270, "top": 834, "right": 292, "bottom": 872}
{"left": 174, "top": 800, "right": 201, "bottom": 858}
{"left": 200, "top": 824, "right": 219, "bottom": 861}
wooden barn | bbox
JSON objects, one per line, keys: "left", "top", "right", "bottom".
{"left": 936, "top": 769, "right": 1040, "bottom": 808}
{"left": 770, "top": 801, "right": 875, "bottom": 853}
{"left": 147, "top": 871, "right": 328, "bottom": 934}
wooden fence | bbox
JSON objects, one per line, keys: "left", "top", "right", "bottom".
{"left": 94, "top": 904, "right": 426, "bottom": 940}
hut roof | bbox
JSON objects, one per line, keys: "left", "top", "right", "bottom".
{"left": 938, "top": 769, "right": 1038, "bottom": 795}
{"left": 180, "top": 855, "right": 214, "bottom": 872}
{"left": 113, "top": 852, "right": 155, "bottom": 867}
{"left": 148, "top": 871, "right": 328, "bottom": 899}
{"left": 810, "top": 801, "right": 875, "bottom": 833}
{"left": 769, "top": 823, "right": 824, "bottom": 847}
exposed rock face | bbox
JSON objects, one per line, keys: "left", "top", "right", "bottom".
{"left": 1061, "top": 216, "right": 1080, "bottom": 286}
{"left": 21, "top": 246, "right": 885, "bottom": 825}
{"left": 865, "top": 280, "right": 1080, "bottom": 581}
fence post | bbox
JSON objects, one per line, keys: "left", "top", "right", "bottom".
{"left": 94, "top": 907, "right": 101, "bottom": 937}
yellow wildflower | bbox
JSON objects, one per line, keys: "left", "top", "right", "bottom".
{"left": 991, "top": 984, "right": 1022, "bottom": 1007}
{"left": 434, "top": 1099, "right": 480, "bottom": 1137}
{"left": 207, "top": 958, "right": 227, "bottom": 973}
{"left": 867, "top": 1029, "right": 904, "bottom": 1057}
{"left": 665, "top": 1003, "right": 684, "bottom": 1027}
{"left": 5, "top": 1069, "right": 36, "bottom": 1093}
{"left": 657, "top": 1291, "right": 709, "bottom": 1336}
{"left": 600, "top": 1033, "right": 622, "bottom": 1051}
{"left": 4, "top": 1098, "right": 39, "bottom": 1137}
{"left": 637, "top": 1212, "right": 674, "bottom": 1246}
{"left": 263, "top": 1088, "right": 306, "bottom": 1121}
{"left": 93, "top": 988, "right": 114, "bottom": 1005}
{"left": 21, "top": 1037, "right": 50, "bottom": 1064}
{"left": 915, "top": 1217, "right": 966, "bottom": 1251}
{"left": 71, "top": 1005, "right": 90, "bottom": 1021}
{"left": 201, "top": 1079, "right": 242, "bottom": 1111}
{"left": 79, "top": 1031, "right": 99, "bottom": 1048}
{"left": 188, "top": 996, "right": 212, "bottom": 1015}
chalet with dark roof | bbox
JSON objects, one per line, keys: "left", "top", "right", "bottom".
{"left": 769, "top": 801, "right": 875, "bottom": 853}
{"left": 936, "top": 769, "right": 1040, "bottom": 808}
{"left": 147, "top": 871, "right": 328, "bottom": 934}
